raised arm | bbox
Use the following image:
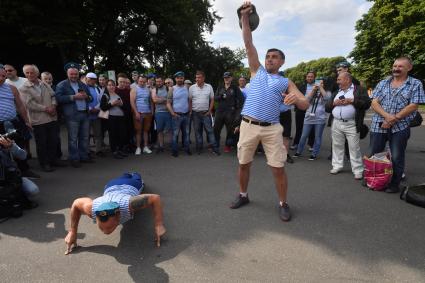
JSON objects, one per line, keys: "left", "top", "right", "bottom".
{"left": 64, "top": 197, "right": 93, "bottom": 255}
{"left": 240, "top": 3, "right": 261, "bottom": 76}
{"left": 284, "top": 80, "right": 309, "bottom": 111}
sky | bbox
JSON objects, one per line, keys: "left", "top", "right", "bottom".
{"left": 205, "top": 0, "right": 373, "bottom": 70}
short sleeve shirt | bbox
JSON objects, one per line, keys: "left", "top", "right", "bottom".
{"left": 189, "top": 83, "right": 214, "bottom": 112}
{"left": 371, "top": 76, "right": 425, "bottom": 133}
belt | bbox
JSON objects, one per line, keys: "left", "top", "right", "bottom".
{"left": 336, "top": 118, "right": 354, "bottom": 122}
{"left": 242, "top": 117, "right": 272, "bottom": 127}
{"left": 77, "top": 110, "right": 88, "bottom": 113}
{"left": 175, "top": 112, "right": 188, "bottom": 115}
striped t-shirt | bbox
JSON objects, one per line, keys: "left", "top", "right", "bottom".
{"left": 91, "top": 184, "right": 140, "bottom": 224}
{"left": 241, "top": 66, "right": 289, "bottom": 123}
{"left": 0, "top": 83, "right": 17, "bottom": 121}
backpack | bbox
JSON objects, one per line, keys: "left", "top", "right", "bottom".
{"left": 0, "top": 151, "right": 25, "bottom": 221}
{"left": 400, "top": 184, "right": 425, "bottom": 208}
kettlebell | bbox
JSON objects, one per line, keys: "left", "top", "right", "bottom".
{"left": 237, "top": 4, "right": 260, "bottom": 31}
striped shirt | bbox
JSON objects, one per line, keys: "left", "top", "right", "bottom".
{"left": 91, "top": 184, "right": 140, "bottom": 224}
{"left": 371, "top": 76, "right": 425, "bottom": 133}
{"left": 135, "top": 85, "right": 151, "bottom": 113}
{"left": 0, "top": 83, "right": 17, "bottom": 121}
{"left": 241, "top": 66, "right": 289, "bottom": 123}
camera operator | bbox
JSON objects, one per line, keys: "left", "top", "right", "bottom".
{"left": 0, "top": 134, "right": 39, "bottom": 210}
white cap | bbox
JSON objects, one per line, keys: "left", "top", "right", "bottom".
{"left": 86, "top": 72, "right": 97, "bottom": 79}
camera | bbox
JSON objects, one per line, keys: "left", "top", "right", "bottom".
{"left": 0, "top": 130, "right": 19, "bottom": 141}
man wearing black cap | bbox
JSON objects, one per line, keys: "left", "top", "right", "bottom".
{"left": 56, "top": 63, "right": 93, "bottom": 167}
{"left": 214, "top": 72, "right": 245, "bottom": 153}
{"left": 64, "top": 172, "right": 166, "bottom": 254}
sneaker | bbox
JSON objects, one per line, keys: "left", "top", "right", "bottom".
{"left": 212, "top": 149, "right": 221, "bottom": 156}
{"left": 308, "top": 155, "right": 316, "bottom": 161}
{"left": 230, "top": 194, "right": 250, "bottom": 209}
{"left": 354, "top": 173, "right": 363, "bottom": 180}
{"left": 330, "top": 168, "right": 342, "bottom": 174}
{"left": 22, "top": 169, "right": 41, "bottom": 179}
{"left": 293, "top": 153, "right": 301, "bottom": 158}
{"left": 286, "top": 154, "right": 294, "bottom": 164}
{"left": 223, "top": 146, "right": 231, "bottom": 153}
{"left": 279, "top": 202, "right": 291, "bottom": 222}
{"left": 113, "top": 152, "right": 124, "bottom": 159}
{"left": 143, "top": 146, "right": 152, "bottom": 154}
{"left": 308, "top": 147, "right": 313, "bottom": 152}
{"left": 70, "top": 160, "right": 81, "bottom": 168}
{"left": 40, "top": 164, "right": 55, "bottom": 172}
{"left": 289, "top": 144, "right": 297, "bottom": 150}
{"left": 135, "top": 147, "right": 142, "bottom": 155}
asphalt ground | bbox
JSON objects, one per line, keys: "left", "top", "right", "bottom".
{"left": 1, "top": 115, "right": 425, "bottom": 283}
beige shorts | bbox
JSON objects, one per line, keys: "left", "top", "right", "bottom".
{"left": 237, "top": 120, "right": 287, "bottom": 167}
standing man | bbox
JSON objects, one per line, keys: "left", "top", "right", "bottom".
{"left": 214, "top": 72, "right": 244, "bottom": 153}
{"left": 189, "top": 70, "right": 220, "bottom": 155}
{"left": 369, "top": 57, "right": 425, "bottom": 193}
{"left": 238, "top": 76, "right": 249, "bottom": 98}
{"left": 130, "top": 71, "right": 139, "bottom": 89}
{"left": 56, "top": 63, "right": 93, "bottom": 168}
{"left": 230, "top": 3, "right": 309, "bottom": 221}
{"left": 166, "top": 71, "right": 192, "bottom": 157}
{"left": 152, "top": 76, "right": 172, "bottom": 153}
{"left": 116, "top": 73, "right": 134, "bottom": 153}
{"left": 20, "top": 64, "right": 64, "bottom": 172}
{"left": 325, "top": 72, "right": 370, "bottom": 179}
{"left": 86, "top": 72, "right": 104, "bottom": 157}
{"left": 291, "top": 71, "right": 316, "bottom": 150}
{"left": 4, "top": 64, "right": 27, "bottom": 89}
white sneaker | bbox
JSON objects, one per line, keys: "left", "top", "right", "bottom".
{"left": 354, "top": 173, "right": 363, "bottom": 180}
{"left": 330, "top": 168, "right": 341, "bottom": 174}
{"left": 135, "top": 147, "right": 141, "bottom": 155}
{"left": 143, "top": 146, "right": 152, "bottom": 154}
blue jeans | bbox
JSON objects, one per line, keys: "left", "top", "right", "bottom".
{"left": 65, "top": 111, "right": 90, "bottom": 161}
{"left": 171, "top": 114, "right": 190, "bottom": 152}
{"left": 369, "top": 128, "right": 410, "bottom": 187}
{"left": 105, "top": 172, "right": 144, "bottom": 193}
{"left": 297, "top": 123, "right": 326, "bottom": 157}
{"left": 22, "top": 177, "right": 39, "bottom": 201}
{"left": 192, "top": 111, "right": 217, "bottom": 150}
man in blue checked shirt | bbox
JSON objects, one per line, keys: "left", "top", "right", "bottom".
{"left": 370, "top": 56, "right": 425, "bottom": 193}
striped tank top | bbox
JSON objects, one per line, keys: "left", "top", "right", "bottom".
{"left": 0, "top": 83, "right": 17, "bottom": 121}
{"left": 135, "top": 86, "right": 151, "bottom": 113}
{"left": 241, "top": 65, "right": 289, "bottom": 123}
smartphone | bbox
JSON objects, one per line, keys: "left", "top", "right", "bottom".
{"left": 339, "top": 95, "right": 345, "bottom": 100}
{"left": 314, "top": 79, "right": 321, "bottom": 86}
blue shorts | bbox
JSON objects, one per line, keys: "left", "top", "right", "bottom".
{"left": 155, "top": 112, "right": 172, "bottom": 132}
{"left": 104, "top": 172, "right": 144, "bottom": 193}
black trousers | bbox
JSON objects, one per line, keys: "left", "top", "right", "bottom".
{"left": 33, "top": 121, "right": 59, "bottom": 166}
{"left": 293, "top": 110, "right": 314, "bottom": 147}
{"left": 108, "top": 116, "right": 126, "bottom": 152}
{"left": 214, "top": 111, "right": 235, "bottom": 147}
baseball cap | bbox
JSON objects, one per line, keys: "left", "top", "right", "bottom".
{"left": 223, "top": 72, "right": 232, "bottom": 78}
{"left": 94, "top": 202, "right": 120, "bottom": 222}
{"left": 147, "top": 73, "right": 156, "bottom": 79}
{"left": 64, "top": 62, "right": 81, "bottom": 72}
{"left": 336, "top": 61, "right": 350, "bottom": 68}
{"left": 174, "top": 71, "right": 185, "bottom": 78}
{"left": 184, "top": 80, "right": 192, "bottom": 84}
{"left": 86, "top": 72, "right": 97, "bottom": 79}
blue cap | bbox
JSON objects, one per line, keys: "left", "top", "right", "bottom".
{"left": 147, "top": 73, "right": 156, "bottom": 79}
{"left": 94, "top": 202, "right": 120, "bottom": 222}
{"left": 223, "top": 72, "right": 232, "bottom": 78}
{"left": 64, "top": 62, "right": 81, "bottom": 72}
{"left": 174, "top": 71, "right": 185, "bottom": 78}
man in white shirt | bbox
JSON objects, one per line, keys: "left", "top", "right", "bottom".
{"left": 4, "top": 64, "right": 27, "bottom": 89}
{"left": 328, "top": 72, "right": 367, "bottom": 179}
{"left": 189, "top": 70, "right": 220, "bottom": 155}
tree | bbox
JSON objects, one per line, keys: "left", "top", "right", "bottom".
{"left": 350, "top": 0, "right": 425, "bottom": 86}
{"left": 284, "top": 56, "right": 346, "bottom": 86}
{"left": 0, "top": 0, "right": 246, "bottom": 82}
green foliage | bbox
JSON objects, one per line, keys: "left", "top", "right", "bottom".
{"left": 350, "top": 0, "right": 425, "bottom": 86}
{"left": 284, "top": 56, "right": 346, "bottom": 86}
{"left": 0, "top": 0, "right": 245, "bottom": 85}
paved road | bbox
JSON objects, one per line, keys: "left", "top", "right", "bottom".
{"left": 1, "top": 121, "right": 425, "bottom": 282}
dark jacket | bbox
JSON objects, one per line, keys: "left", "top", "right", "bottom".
{"left": 55, "top": 79, "right": 92, "bottom": 117}
{"left": 325, "top": 84, "right": 371, "bottom": 133}
{"left": 215, "top": 84, "right": 245, "bottom": 126}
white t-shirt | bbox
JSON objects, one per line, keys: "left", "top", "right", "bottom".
{"left": 6, "top": 77, "right": 27, "bottom": 90}
{"left": 189, "top": 83, "right": 214, "bottom": 112}
{"left": 332, "top": 84, "right": 356, "bottom": 120}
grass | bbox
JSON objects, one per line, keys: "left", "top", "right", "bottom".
{"left": 419, "top": 104, "right": 425, "bottom": 112}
